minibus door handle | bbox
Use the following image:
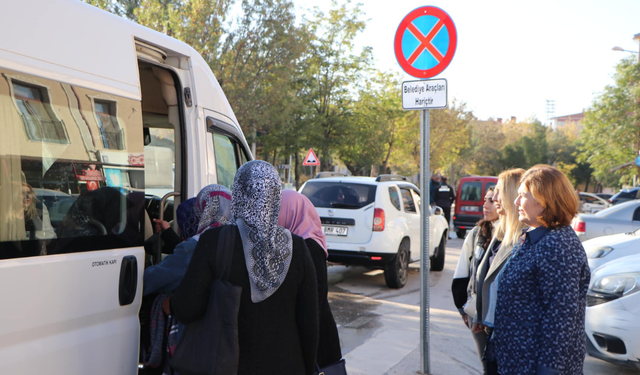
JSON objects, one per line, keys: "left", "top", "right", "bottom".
{"left": 119, "top": 255, "right": 138, "bottom": 306}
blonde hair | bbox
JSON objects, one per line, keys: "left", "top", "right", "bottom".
{"left": 22, "top": 183, "right": 38, "bottom": 220}
{"left": 494, "top": 168, "right": 527, "bottom": 250}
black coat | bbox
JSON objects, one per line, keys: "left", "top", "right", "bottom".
{"left": 171, "top": 226, "right": 319, "bottom": 375}
{"left": 305, "top": 238, "right": 342, "bottom": 367}
{"left": 435, "top": 183, "right": 456, "bottom": 208}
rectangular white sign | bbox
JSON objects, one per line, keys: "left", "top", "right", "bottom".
{"left": 402, "top": 79, "right": 447, "bottom": 110}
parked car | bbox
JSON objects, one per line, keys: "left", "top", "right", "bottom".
{"left": 609, "top": 187, "right": 640, "bottom": 205}
{"left": 579, "top": 192, "right": 611, "bottom": 214}
{"left": 585, "top": 253, "right": 640, "bottom": 370}
{"left": 572, "top": 200, "right": 640, "bottom": 241}
{"left": 596, "top": 193, "right": 613, "bottom": 201}
{"left": 33, "top": 188, "right": 77, "bottom": 228}
{"left": 582, "top": 229, "right": 640, "bottom": 270}
{"left": 299, "top": 175, "right": 449, "bottom": 288}
{"left": 314, "top": 171, "right": 349, "bottom": 178}
{"left": 452, "top": 176, "right": 497, "bottom": 238}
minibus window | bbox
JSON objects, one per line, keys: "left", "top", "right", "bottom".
{"left": 144, "top": 125, "right": 175, "bottom": 198}
{"left": 0, "top": 68, "right": 146, "bottom": 259}
{"left": 213, "top": 133, "right": 239, "bottom": 189}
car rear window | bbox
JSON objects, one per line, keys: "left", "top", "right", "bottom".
{"left": 301, "top": 181, "right": 377, "bottom": 209}
{"left": 460, "top": 181, "right": 482, "bottom": 202}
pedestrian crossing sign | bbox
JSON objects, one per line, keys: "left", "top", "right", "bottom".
{"left": 303, "top": 148, "right": 320, "bottom": 166}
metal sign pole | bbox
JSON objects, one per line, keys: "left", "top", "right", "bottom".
{"left": 420, "top": 108, "right": 431, "bottom": 374}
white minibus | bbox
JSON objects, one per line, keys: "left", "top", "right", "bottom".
{"left": 0, "top": 0, "right": 252, "bottom": 373}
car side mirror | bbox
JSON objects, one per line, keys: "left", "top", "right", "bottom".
{"left": 433, "top": 206, "right": 443, "bottom": 216}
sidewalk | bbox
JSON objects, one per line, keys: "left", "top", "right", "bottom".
{"left": 339, "top": 294, "right": 482, "bottom": 375}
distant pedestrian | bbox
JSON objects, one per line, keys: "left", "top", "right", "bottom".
{"left": 473, "top": 168, "right": 526, "bottom": 374}
{"left": 278, "top": 189, "right": 343, "bottom": 368}
{"left": 429, "top": 173, "right": 441, "bottom": 205}
{"left": 492, "top": 165, "right": 589, "bottom": 375}
{"left": 435, "top": 175, "right": 456, "bottom": 227}
{"left": 451, "top": 186, "right": 497, "bottom": 373}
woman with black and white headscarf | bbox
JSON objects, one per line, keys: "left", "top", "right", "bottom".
{"left": 171, "top": 161, "right": 319, "bottom": 375}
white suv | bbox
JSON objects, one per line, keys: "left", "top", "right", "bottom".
{"left": 299, "top": 175, "right": 449, "bottom": 288}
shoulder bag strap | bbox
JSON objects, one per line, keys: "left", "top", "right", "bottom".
{"left": 215, "top": 225, "right": 237, "bottom": 282}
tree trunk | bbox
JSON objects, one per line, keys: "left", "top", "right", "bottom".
{"left": 370, "top": 164, "right": 379, "bottom": 177}
{"left": 584, "top": 175, "right": 590, "bottom": 192}
{"left": 343, "top": 162, "right": 357, "bottom": 176}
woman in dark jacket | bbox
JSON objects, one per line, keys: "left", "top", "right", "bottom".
{"left": 492, "top": 165, "right": 590, "bottom": 375}
{"left": 171, "top": 161, "right": 318, "bottom": 375}
{"left": 278, "top": 189, "right": 342, "bottom": 368}
{"left": 451, "top": 187, "right": 497, "bottom": 372}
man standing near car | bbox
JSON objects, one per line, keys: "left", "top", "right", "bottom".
{"left": 435, "top": 175, "right": 456, "bottom": 229}
{"left": 430, "top": 173, "right": 441, "bottom": 206}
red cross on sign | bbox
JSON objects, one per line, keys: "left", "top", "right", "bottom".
{"left": 394, "top": 6, "right": 457, "bottom": 78}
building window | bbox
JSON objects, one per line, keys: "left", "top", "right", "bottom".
{"left": 12, "top": 82, "right": 68, "bottom": 143}
{"left": 94, "top": 100, "right": 124, "bottom": 150}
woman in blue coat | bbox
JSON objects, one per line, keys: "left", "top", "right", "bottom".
{"left": 492, "top": 165, "right": 590, "bottom": 375}
{"left": 143, "top": 184, "right": 234, "bottom": 296}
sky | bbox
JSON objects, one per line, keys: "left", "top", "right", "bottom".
{"left": 293, "top": 0, "right": 640, "bottom": 123}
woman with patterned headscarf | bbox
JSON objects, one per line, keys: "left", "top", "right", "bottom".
{"left": 172, "top": 161, "right": 319, "bottom": 375}
{"left": 143, "top": 184, "right": 233, "bottom": 296}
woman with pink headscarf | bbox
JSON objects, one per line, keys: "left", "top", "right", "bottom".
{"left": 278, "top": 189, "right": 342, "bottom": 368}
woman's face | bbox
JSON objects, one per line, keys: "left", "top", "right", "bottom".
{"left": 22, "top": 185, "right": 33, "bottom": 211}
{"left": 483, "top": 190, "right": 499, "bottom": 222}
{"left": 515, "top": 183, "right": 544, "bottom": 228}
{"left": 493, "top": 180, "right": 506, "bottom": 216}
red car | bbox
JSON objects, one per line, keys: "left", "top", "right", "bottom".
{"left": 452, "top": 176, "right": 497, "bottom": 238}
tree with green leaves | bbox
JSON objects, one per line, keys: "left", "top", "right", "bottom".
{"left": 216, "top": 0, "right": 308, "bottom": 161}
{"left": 337, "top": 72, "right": 405, "bottom": 175}
{"left": 578, "top": 56, "right": 640, "bottom": 187}
{"left": 298, "top": 0, "right": 373, "bottom": 171}
{"left": 388, "top": 100, "right": 473, "bottom": 182}
{"left": 460, "top": 119, "right": 505, "bottom": 176}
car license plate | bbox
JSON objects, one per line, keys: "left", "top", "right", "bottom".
{"left": 322, "top": 225, "right": 348, "bottom": 236}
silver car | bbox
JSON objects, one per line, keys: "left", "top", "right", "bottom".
{"left": 572, "top": 200, "right": 640, "bottom": 242}
{"left": 579, "top": 192, "right": 611, "bottom": 214}
{"left": 583, "top": 229, "right": 640, "bottom": 270}
{"left": 585, "top": 253, "right": 640, "bottom": 368}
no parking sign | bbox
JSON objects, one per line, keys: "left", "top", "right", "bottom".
{"left": 394, "top": 6, "right": 458, "bottom": 374}
{"left": 394, "top": 6, "right": 457, "bottom": 79}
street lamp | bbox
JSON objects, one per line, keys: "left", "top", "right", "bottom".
{"left": 612, "top": 46, "right": 638, "bottom": 53}
{"left": 612, "top": 33, "right": 640, "bottom": 62}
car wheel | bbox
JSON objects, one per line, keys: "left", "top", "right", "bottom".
{"left": 456, "top": 228, "right": 466, "bottom": 239}
{"left": 430, "top": 232, "right": 447, "bottom": 271}
{"left": 384, "top": 240, "right": 409, "bottom": 289}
